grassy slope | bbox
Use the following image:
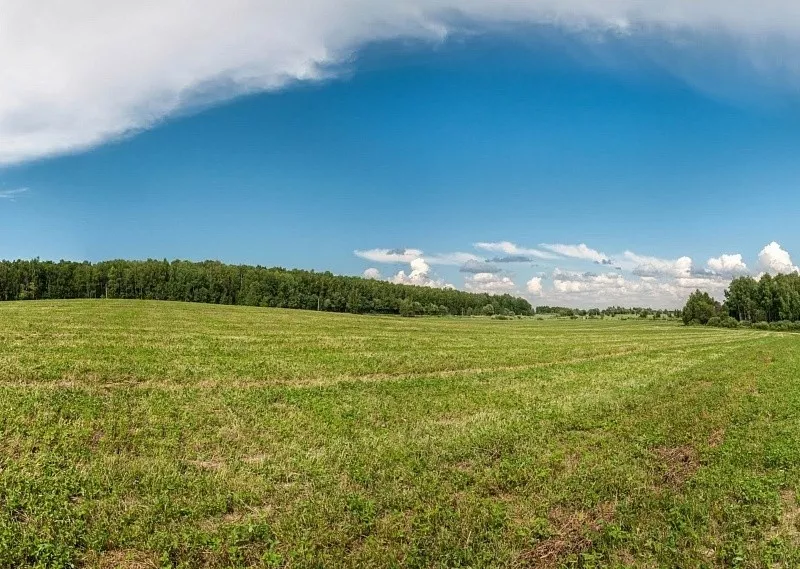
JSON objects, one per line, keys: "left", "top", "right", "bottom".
{"left": 0, "top": 300, "right": 798, "bottom": 568}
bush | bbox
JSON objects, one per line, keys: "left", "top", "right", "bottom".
{"left": 707, "top": 316, "right": 722, "bottom": 327}
{"left": 790, "top": 321, "right": 800, "bottom": 332}
{"left": 740, "top": 320, "right": 752, "bottom": 328}
{"left": 720, "top": 316, "right": 739, "bottom": 329}
{"left": 770, "top": 320, "right": 792, "bottom": 331}
{"left": 753, "top": 321, "right": 770, "bottom": 330}
{"left": 492, "top": 314, "right": 511, "bottom": 320}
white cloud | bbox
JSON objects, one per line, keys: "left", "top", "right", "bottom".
{"left": 526, "top": 277, "right": 543, "bottom": 296}
{"left": 363, "top": 267, "right": 381, "bottom": 279}
{"left": 540, "top": 243, "right": 610, "bottom": 264}
{"left": 552, "top": 270, "right": 627, "bottom": 294}
{"left": 707, "top": 253, "right": 748, "bottom": 275}
{"left": 355, "top": 248, "right": 478, "bottom": 266}
{"left": 758, "top": 241, "right": 799, "bottom": 274}
{"left": 622, "top": 251, "right": 693, "bottom": 278}
{"left": 389, "top": 257, "right": 453, "bottom": 289}
{"left": 464, "top": 272, "right": 516, "bottom": 293}
{"left": 354, "top": 248, "right": 423, "bottom": 264}
{"left": 474, "top": 241, "right": 557, "bottom": 260}
{"left": 540, "top": 266, "right": 730, "bottom": 308}
{"left": 4, "top": 1, "right": 800, "bottom": 165}
{"left": 0, "top": 188, "right": 28, "bottom": 201}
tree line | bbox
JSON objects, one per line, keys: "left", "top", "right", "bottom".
{"left": 0, "top": 258, "right": 533, "bottom": 317}
{"left": 536, "top": 305, "right": 682, "bottom": 318}
{"left": 683, "top": 272, "right": 800, "bottom": 330}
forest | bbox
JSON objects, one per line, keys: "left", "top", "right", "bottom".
{"left": 683, "top": 272, "right": 800, "bottom": 328}
{"left": 0, "top": 258, "right": 533, "bottom": 317}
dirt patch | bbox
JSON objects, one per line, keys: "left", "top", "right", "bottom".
{"left": 91, "top": 549, "right": 158, "bottom": 569}
{"left": 517, "top": 502, "right": 616, "bottom": 567}
{"left": 653, "top": 446, "right": 699, "bottom": 486}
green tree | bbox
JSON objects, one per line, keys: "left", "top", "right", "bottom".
{"left": 682, "top": 290, "right": 720, "bottom": 325}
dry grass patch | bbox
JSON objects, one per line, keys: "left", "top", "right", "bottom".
{"left": 88, "top": 549, "right": 158, "bottom": 569}
{"left": 653, "top": 446, "right": 699, "bottom": 487}
{"left": 517, "top": 501, "right": 616, "bottom": 567}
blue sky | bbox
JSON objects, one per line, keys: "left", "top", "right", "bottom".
{"left": 2, "top": 3, "right": 800, "bottom": 307}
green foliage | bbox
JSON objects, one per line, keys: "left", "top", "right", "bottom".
{"left": 682, "top": 290, "right": 721, "bottom": 325}
{"left": 0, "top": 258, "right": 532, "bottom": 317}
{"left": 707, "top": 316, "right": 739, "bottom": 329}
{"left": 723, "top": 273, "right": 800, "bottom": 323}
{"left": 770, "top": 320, "right": 793, "bottom": 332}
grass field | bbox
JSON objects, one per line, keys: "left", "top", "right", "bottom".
{"left": 1, "top": 300, "right": 799, "bottom": 568}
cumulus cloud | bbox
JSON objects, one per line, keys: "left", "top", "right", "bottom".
{"left": 389, "top": 257, "right": 453, "bottom": 288}
{"left": 623, "top": 251, "right": 693, "bottom": 278}
{"left": 464, "top": 272, "right": 516, "bottom": 293}
{"left": 540, "top": 243, "right": 610, "bottom": 264}
{"left": 526, "top": 277, "right": 543, "bottom": 296}
{"left": 540, "top": 266, "right": 731, "bottom": 308}
{"left": 552, "top": 270, "right": 627, "bottom": 294}
{"left": 5, "top": 1, "right": 800, "bottom": 165}
{"left": 474, "top": 241, "right": 557, "bottom": 260}
{"left": 758, "top": 241, "right": 799, "bottom": 274}
{"left": 707, "top": 253, "right": 748, "bottom": 275}
{"left": 363, "top": 267, "right": 382, "bottom": 279}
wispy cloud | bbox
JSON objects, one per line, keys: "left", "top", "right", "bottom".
{"left": 3, "top": 1, "right": 800, "bottom": 165}
{"left": 0, "top": 188, "right": 28, "bottom": 201}
{"left": 459, "top": 260, "right": 501, "bottom": 274}
{"left": 474, "top": 241, "right": 557, "bottom": 260}
{"left": 540, "top": 243, "right": 611, "bottom": 264}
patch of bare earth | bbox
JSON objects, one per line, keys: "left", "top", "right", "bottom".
{"left": 653, "top": 446, "right": 699, "bottom": 487}
{"left": 516, "top": 502, "right": 616, "bottom": 568}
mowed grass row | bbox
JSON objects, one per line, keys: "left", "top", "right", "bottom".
{"left": 0, "top": 300, "right": 752, "bottom": 386}
{"left": 0, "top": 300, "right": 798, "bottom": 568}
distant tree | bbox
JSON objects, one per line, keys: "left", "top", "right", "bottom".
{"left": 682, "top": 290, "right": 720, "bottom": 325}
{"left": 482, "top": 304, "right": 495, "bottom": 316}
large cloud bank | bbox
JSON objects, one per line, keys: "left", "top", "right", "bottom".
{"left": 3, "top": 1, "right": 800, "bottom": 165}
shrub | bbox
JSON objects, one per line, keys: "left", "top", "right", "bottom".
{"left": 770, "top": 320, "right": 792, "bottom": 331}
{"left": 492, "top": 314, "right": 511, "bottom": 320}
{"left": 740, "top": 320, "right": 752, "bottom": 328}
{"left": 720, "top": 316, "right": 739, "bottom": 329}
{"left": 753, "top": 321, "right": 770, "bottom": 330}
{"left": 707, "top": 316, "right": 722, "bottom": 327}
{"left": 790, "top": 321, "right": 800, "bottom": 332}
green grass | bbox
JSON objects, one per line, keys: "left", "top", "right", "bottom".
{"left": 1, "top": 300, "right": 799, "bottom": 568}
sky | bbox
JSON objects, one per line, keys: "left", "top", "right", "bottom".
{"left": 2, "top": 1, "right": 800, "bottom": 308}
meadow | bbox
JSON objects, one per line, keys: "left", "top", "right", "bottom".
{"left": 1, "top": 300, "right": 798, "bottom": 568}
